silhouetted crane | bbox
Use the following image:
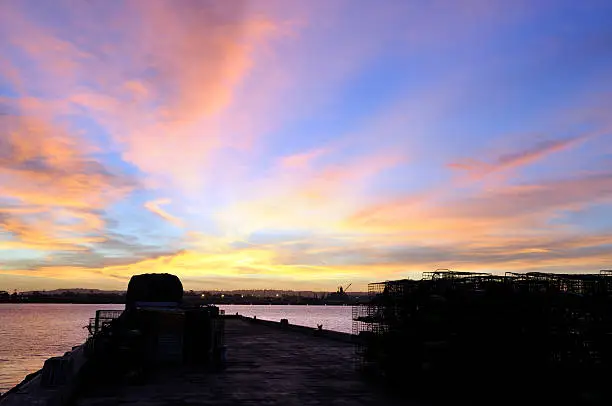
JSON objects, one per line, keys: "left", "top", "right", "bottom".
{"left": 336, "top": 283, "right": 352, "bottom": 295}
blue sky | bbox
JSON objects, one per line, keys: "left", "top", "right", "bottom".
{"left": 0, "top": 0, "right": 611, "bottom": 291}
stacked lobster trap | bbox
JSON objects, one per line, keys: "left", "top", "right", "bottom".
{"left": 87, "top": 309, "right": 123, "bottom": 336}
{"left": 353, "top": 270, "right": 612, "bottom": 401}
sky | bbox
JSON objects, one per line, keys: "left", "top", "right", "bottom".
{"left": 1, "top": 0, "right": 612, "bottom": 292}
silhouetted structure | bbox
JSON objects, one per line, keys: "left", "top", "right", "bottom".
{"left": 83, "top": 273, "right": 224, "bottom": 386}
{"left": 1, "top": 274, "right": 397, "bottom": 406}
{"left": 353, "top": 270, "right": 612, "bottom": 403}
{"left": 125, "top": 273, "right": 183, "bottom": 309}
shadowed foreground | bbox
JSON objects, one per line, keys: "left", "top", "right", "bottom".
{"left": 76, "top": 318, "right": 406, "bottom": 406}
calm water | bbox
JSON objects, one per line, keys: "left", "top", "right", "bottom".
{"left": 0, "top": 303, "right": 351, "bottom": 393}
{"left": 217, "top": 304, "right": 352, "bottom": 333}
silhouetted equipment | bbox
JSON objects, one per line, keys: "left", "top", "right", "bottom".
{"left": 353, "top": 270, "right": 612, "bottom": 403}
{"left": 183, "top": 306, "right": 222, "bottom": 364}
{"left": 335, "top": 283, "right": 352, "bottom": 295}
{"left": 84, "top": 273, "right": 224, "bottom": 386}
{"left": 87, "top": 310, "right": 123, "bottom": 335}
{"left": 125, "top": 273, "right": 183, "bottom": 310}
{"left": 324, "top": 283, "right": 355, "bottom": 304}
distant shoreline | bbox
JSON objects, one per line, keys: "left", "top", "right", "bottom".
{"left": 0, "top": 300, "right": 359, "bottom": 306}
{"left": 1, "top": 292, "right": 366, "bottom": 305}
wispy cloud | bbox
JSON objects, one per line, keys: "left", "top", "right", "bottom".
{"left": 279, "top": 148, "right": 330, "bottom": 169}
{"left": 144, "top": 199, "right": 183, "bottom": 228}
{"left": 448, "top": 131, "right": 603, "bottom": 180}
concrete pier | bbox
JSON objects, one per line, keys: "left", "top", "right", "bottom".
{"left": 75, "top": 317, "right": 407, "bottom": 406}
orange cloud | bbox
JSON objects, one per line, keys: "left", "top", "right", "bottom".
{"left": 341, "top": 168, "right": 612, "bottom": 263}
{"left": 2, "top": 232, "right": 423, "bottom": 291}
{"left": 4, "top": 227, "right": 611, "bottom": 292}
{"left": 0, "top": 114, "right": 135, "bottom": 251}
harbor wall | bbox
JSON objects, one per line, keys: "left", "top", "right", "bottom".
{"left": 0, "top": 314, "right": 356, "bottom": 405}
{"left": 0, "top": 344, "right": 88, "bottom": 406}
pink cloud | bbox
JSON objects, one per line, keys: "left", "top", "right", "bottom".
{"left": 279, "top": 148, "right": 330, "bottom": 169}
{"left": 1, "top": 1, "right": 284, "bottom": 192}
{"left": 448, "top": 131, "right": 600, "bottom": 180}
{"left": 344, "top": 169, "right": 612, "bottom": 247}
{"left": 144, "top": 199, "right": 183, "bottom": 227}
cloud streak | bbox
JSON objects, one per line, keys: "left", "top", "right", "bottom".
{"left": 144, "top": 199, "right": 183, "bottom": 228}
{"left": 448, "top": 131, "right": 604, "bottom": 180}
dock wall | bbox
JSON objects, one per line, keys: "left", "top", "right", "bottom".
{"left": 1, "top": 314, "right": 356, "bottom": 406}
{"left": 0, "top": 344, "right": 88, "bottom": 406}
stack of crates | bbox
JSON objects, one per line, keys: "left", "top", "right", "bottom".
{"left": 87, "top": 309, "right": 123, "bottom": 337}
{"left": 353, "top": 270, "right": 612, "bottom": 401}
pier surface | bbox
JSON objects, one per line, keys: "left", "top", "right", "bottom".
{"left": 75, "top": 318, "right": 406, "bottom": 406}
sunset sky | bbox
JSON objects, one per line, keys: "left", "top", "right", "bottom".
{"left": 1, "top": 0, "right": 611, "bottom": 291}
